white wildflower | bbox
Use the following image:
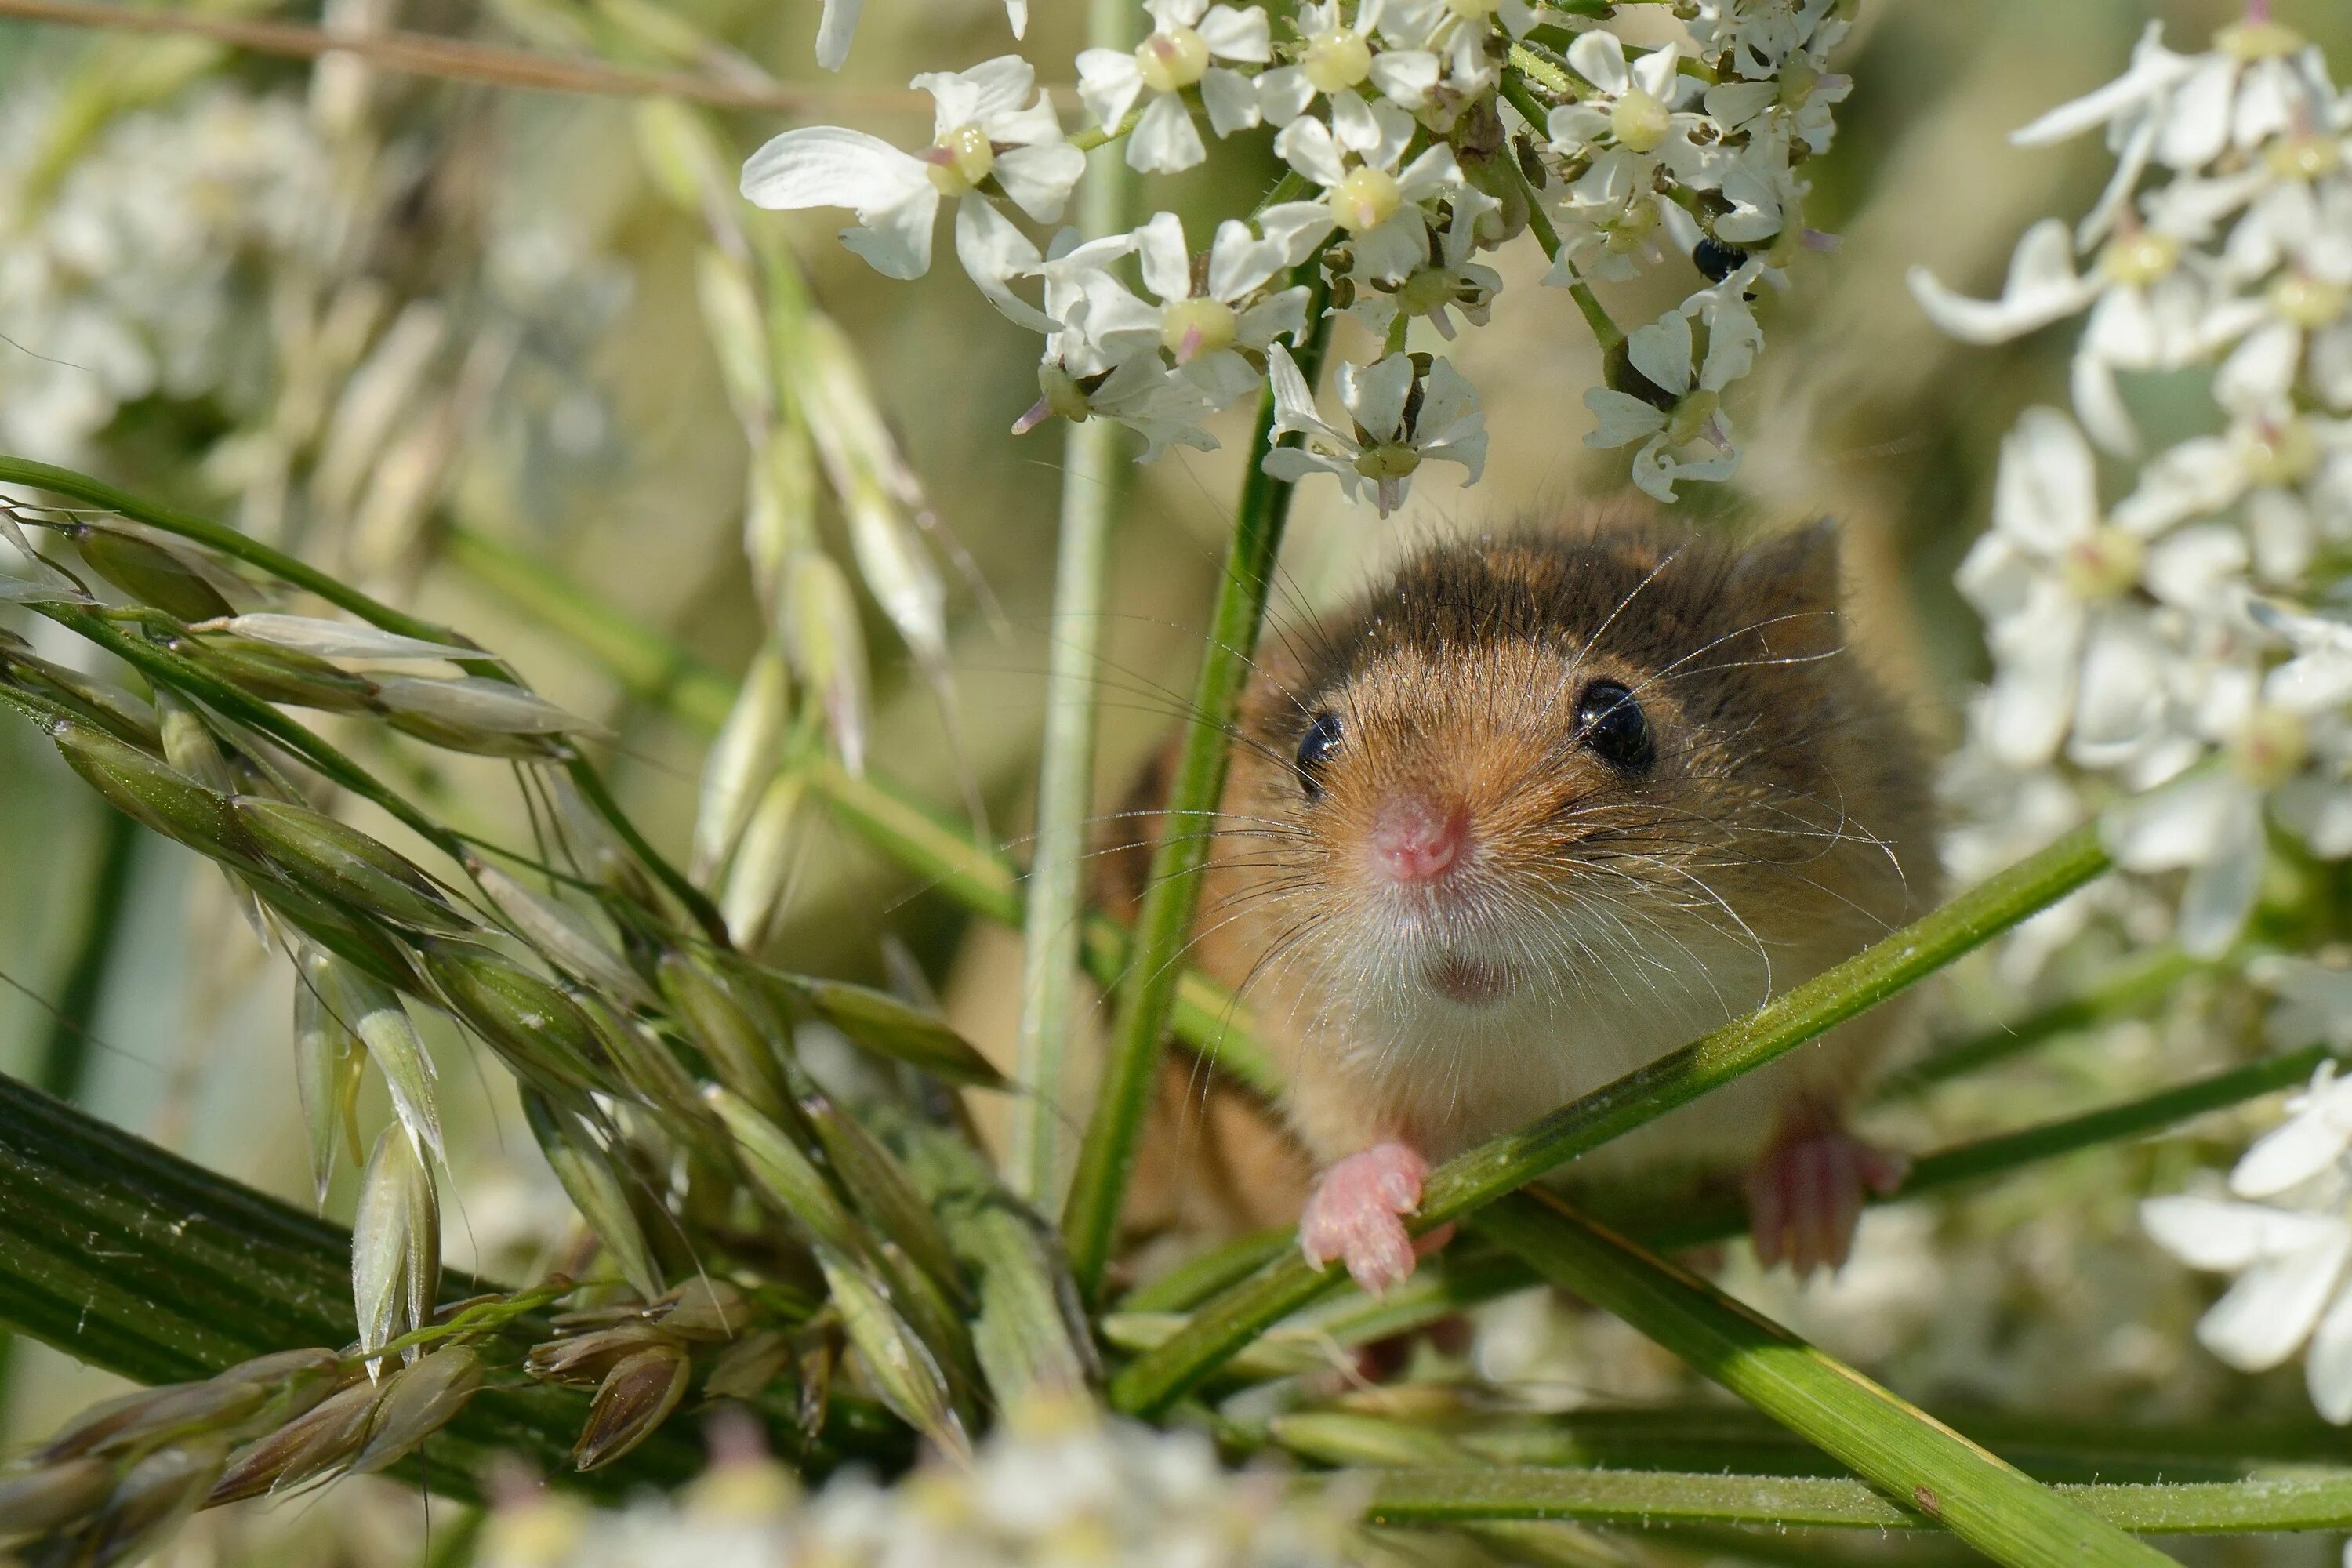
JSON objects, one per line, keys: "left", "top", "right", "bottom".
{"left": 1262, "top": 98, "right": 1461, "bottom": 283}
{"left": 1582, "top": 301, "right": 1746, "bottom": 503}
{"left": 1094, "top": 212, "right": 1310, "bottom": 405}
{"left": 739, "top": 56, "right": 1081, "bottom": 307}
{"left": 2142, "top": 1186, "right": 2352, "bottom": 1421}
{"left": 1261, "top": 344, "right": 1485, "bottom": 516}
{"left": 1076, "top": 0, "right": 1272, "bottom": 175}
{"left": 1258, "top": 2, "right": 1440, "bottom": 140}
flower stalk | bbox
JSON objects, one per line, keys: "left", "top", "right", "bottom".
{"left": 1060, "top": 274, "right": 1334, "bottom": 1299}
{"left": 1010, "top": 0, "right": 1141, "bottom": 1214}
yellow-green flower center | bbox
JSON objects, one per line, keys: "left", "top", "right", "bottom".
{"left": 2271, "top": 272, "right": 2349, "bottom": 328}
{"left": 1603, "top": 197, "right": 1659, "bottom": 253}
{"left": 1664, "top": 388, "right": 1720, "bottom": 447}
{"left": 2100, "top": 230, "right": 2181, "bottom": 287}
{"left": 1610, "top": 88, "right": 1672, "bottom": 154}
{"left": 2244, "top": 416, "right": 2322, "bottom": 486}
{"left": 1302, "top": 27, "right": 1372, "bottom": 93}
{"left": 1160, "top": 298, "right": 1239, "bottom": 362}
{"left": 1353, "top": 443, "right": 1421, "bottom": 481}
{"left": 2218, "top": 17, "right": 2304, "bottom": 61}
{"left": 1396, "top": 267, "right": 1460, "bottom": 317}
{"left": 2231, "top": 706, "right": 2310, "bottom": 788}
{"left": 1777, "top": 59, "right": 1818, "bottom": 109}
{"left": 926, "top": 123, "right": 995, "bottom": 195}
{"left": 1333, "top": 165, "right": 1403, "bottom": 233}
{"left": 1137, "top": 27, "right": 1210, "bottom": 93}
{"left": 2060, "top": 526, "right": 2144, "bottom": 601}
{"left": 2266, "top": 132, "right": 2342, "bottom": 183}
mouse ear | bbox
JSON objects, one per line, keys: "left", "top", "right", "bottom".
{"left": 1733, "top": 520, "right": 1842, "bottom": 655}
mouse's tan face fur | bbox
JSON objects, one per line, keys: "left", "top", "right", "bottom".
{"left": 1217, "top": 523, "right": 1933, "bottom": 1123}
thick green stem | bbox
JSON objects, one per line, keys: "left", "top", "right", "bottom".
{"left": 1011, "top": 0, "right": 1138, "bottom": 1214}
{"left": 1470, "top": 1192, "right": 2174, "bottom": 1567}
{"left": 1356, "top": 1465, "right": 2352, "bottom": 1534}
{"left": 1109, "top": 823, "right": 2114, "bottom": 1415}
{"left": 1060, "top": 285, "right": 1334, "bottom": 1299}
{"left": 36, "top": 807, "right": 138, "bottom": 1098}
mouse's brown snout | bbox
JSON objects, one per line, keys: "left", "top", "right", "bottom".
{"left": 1366, "top": 794, "right": 1470, "bottom": 887}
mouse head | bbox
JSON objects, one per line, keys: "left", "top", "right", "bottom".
{"left": 1229, "top": 521, "right": 1910, "bottom": 1028}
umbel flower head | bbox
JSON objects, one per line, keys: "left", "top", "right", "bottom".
{"left": 1263, "top": 343, "right": 1485, "bottom": 516}
{"left": 739, "top": 56, "right": 1080, "bottom": 306}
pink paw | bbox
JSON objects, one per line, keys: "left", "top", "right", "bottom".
{"left": 1744, "top": 1120, "right": 1908, "bottom": 1278}
{"left": 1301, "top": 1142, "right": 1449, "bottom": 1294}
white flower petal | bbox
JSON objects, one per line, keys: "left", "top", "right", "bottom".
{"left": 1076, "top": 49, "right": 1145, "bottom": 131}
{"left": 1265, "top": 342, "right": 1341, "bottom": 444}
{"left": 1200, "top": 67, "right": 1262, "bottom": 138}
{"left": 2175, "top": 790, "right": 2264, "bottom": 958}
{"left": 1907, "top": 219, "right": 2096, "bottom": 345}
{"left": 1564, "top": 29, "right": 1629, "bottom": 97}
{"left": 740, "top": 126, "right": 927, "bottom": 213}
{"left": 2009, "top": 23, "right": 2194, "bottom": 147}
{"left": 955, "top": 200, "right": 1051, "bottom": 332}
{"left": 1258, "top": 201, "right": 1337, "bottom": 267}
{"left": 1583, "top": 389, "right": 1668, "bottom": 449}
{"left": 2306, "top": 1283, "right": 2352, "bottom": 1424}
{"left": 1367, "top": 50, "right": 1438, "bottom": 109}
{"left": 1204, "top": 219, "right": 1279, "bottom": 303}
{"left": 815, "top": 0, "right": 861, "bottom": 70}
{"left": 2102, "top": 770, "right": 2241, "bottom": 872}
{"left": 1273, "top": 115, "right": 1348, "bottom": 187}
{"left": 1127, "top": 93, "right": 1207, "bottom": 174}
{"left": 1257, "top": 66, "right": 1315, "bottom": 125}
{"left": 1197, "top": 4, "right": 1272, "bottom": 63}
{"left": 1342, "top": 352, "right": 1417, "bottom": 443}
{"left": 993, "top": 143, "right": 1086, "bottom": 224}
{"left": 1993, "top": 406, "right": 2102, "bottom": 548}
{"left": 1628, "top": 310, "right": 1694, "bottom": 400}
{"left": 1134, "top": 212, "right": 1194, "bottom": 304}
{"left": 837, "top": 185, "right": 942, "bottom": 280}
{"left": 2145, "top": 1194, "right": 2347, "bottom": 1270}
{"left": 2198, "top": 1230, "right": 2352, "bottom": 1372}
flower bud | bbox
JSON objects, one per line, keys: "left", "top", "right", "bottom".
{"left": 50, "top": 720, "right": 260, "bottom": 869}
{"left": 354, "top": 1124, "right": 441, "bottom": 1371}
{"left": 653, "top": 1277, "right": 753, "bottom": 1341}
{"left": 471, "top": 859, "right": 654, "bottom": 1007}
{"left": 154, "top": 691, "right": 236, "bottom": 795}
{"left": 75, "top": 1442, "right": 227, "bottom": 1566}
{"left": 575, "top": 993, "right": 709, "bottom": 1138}
{"left": 1135, "top": 25, "right": 1209, "bottom": 93}
{"left": 171, "top": 633, "right": 380, "bottom": 713}
{"left": 781, "top": 550, "right": 872, "bottom": 775}
{"left": 73, "top": 527, "right": 235, "bottom": 622}
{"left": 793, "top": 976, "right": 1006, "bottom": 1089}
{"left": 0, "top": 1456, "right": 113, "bottom": 1537}
{"left": 719, "top": 770, "right": 811, "bottom": 951}
{"left": 311, "top": 950, "right": 444, "bottom": 1160}
{"left": 702, "top": 1330, "right": 792, "bottom": 1403}
{"left": 419, "top": 939, "right": 609, "bottom": 1100}
{"left": 804, "top": 1094, "right": 965, "bottom": 1305}
{"left": 1332, "top": 166, "right": 1402, "bottom": 234}
{"left": 693, "top": 648, "right": 791, "bottom": 881}
{"left": 706, "top": 1087, "right": 862, "bottom": 1258}
{"left": 660, "top": 955, "right": 793, "bottom": 1120}
{"left": 376, "top": 675, "right": 597, "bottom": 738}
{"left": 522, "top": 1092, "right": 663, "bottom": 1301}
{"left": 209, "top": 1377, "right": 383, "bottom": 1502}
{"left": 572, "top": 1344, "right": 691, "bottom": 1471}
{"left": 199, "top": 613, "right": 480, "bottom": 663}
{"left": 818, "top": 1250, "right": 968, "bottom": 1463}
{"left": 526, "top": 1322, "right": 674, "bottom": 1386}
{"left": 237, "top": 796, "right": 475, "bottom": 938}
{"left": 1302, "top": 27, "right": 1371, "bottom": 93}
{"left": 384, "top": 705, "right": 564, "bottom": 759}
{"left": 352, "top": 1346, "right": 485, "bottom": 1472}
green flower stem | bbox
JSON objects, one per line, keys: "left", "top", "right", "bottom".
{"left": 0, "top": 1070, "right": 702, "bottom": 1501}
{"left": 0, "top": 456, "right": 728, "bottom": 944}
{"left": 1156, "top": 1045, "right": 2322, "bottom": 1371}
{"left": 1060, "top": 280, "right": 1336, "bottom": 1301}
{"left": 1870, "top": 948, "right": 2205, "bottom": 1103}
{"left": 1109, "top": 823, "right": 2114, "bottom": 1417}
{"left": 440, "top": 523, "right": 1283, "bottom": 1097}
{"left": 35, "top": 808, "right": 137, "bottom": 1098}
{"left": 1011, "top": 0, "right": 1138, "bottom": 1214}
{"left": 1468, "top": 1192, "right": 2175, "bottom": 1566}
{"left": 1494, "top": 71, "right": 1621, "bottom": 353}
{"left": 1354, "top": 1465, "right": 2352, "bottom": 1536}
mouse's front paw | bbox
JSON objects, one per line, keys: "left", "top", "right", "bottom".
{"left": 1301, "top": 1141, "right": 1446, "bottom": 1294}
{"left": 1744, "top": 1116, "right": 1908, "bottom": 1279}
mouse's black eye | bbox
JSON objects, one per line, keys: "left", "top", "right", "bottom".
{"left": 1294, "top": 710, "right": 1343, "bottom": 798}
{"left": 1574, "top": 681, "right": 1654, "bottom": 774}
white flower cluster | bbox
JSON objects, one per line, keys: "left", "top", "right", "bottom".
{"left": 742, "top": 0, "right": 1860, "bottom": 514}
{"left": 476, "top": 1401, "right": 1358, "bottom": 1568}
{"left": 1914, "top": 12, "right": 2352, "bottom": 964}
{"left": 0, "top": 86, "right": 333, "bottom": 464}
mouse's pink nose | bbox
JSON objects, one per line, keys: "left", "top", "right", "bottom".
{"left": 1368, "top": 796, "right": 1469, "bottom": 885}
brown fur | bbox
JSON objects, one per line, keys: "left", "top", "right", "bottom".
{"left": 1112, "top": 510, "right": 1939, "bottom": 1244}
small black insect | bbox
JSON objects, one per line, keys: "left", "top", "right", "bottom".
{"left": 1693, "top": 237, "right": 1750, "bottom": 283}
{"left": 1573, "top": 681, "right": 1655, "bottom": 774}
{"left": 1295, "top": 710, "right": 1345, "bottom": 798}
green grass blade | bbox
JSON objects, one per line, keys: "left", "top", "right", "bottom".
{"left": 1058, "top": 283, "right": 1334, "bottom": 1299}
{"left": 1469, "top": 1191, "right": 2174, "bottom": 1566}
{"left": 1109, "top": 822, "right": 2114, "bottom": 1416}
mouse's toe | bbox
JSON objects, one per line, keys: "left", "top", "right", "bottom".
{"left": 1744, "top": 1117, "right": 1907, "bottom": 1279}
{"left": 1301, "top": 1141, "right": 1435, "bottom": 1294}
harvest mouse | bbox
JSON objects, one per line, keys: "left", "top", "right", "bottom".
{"left": 1155, "top": 510, "right": 1937, "bottom": 1294}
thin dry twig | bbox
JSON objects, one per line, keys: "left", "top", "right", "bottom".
{"left": 0, "top": 0, "right": 923, "bottom": 115}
